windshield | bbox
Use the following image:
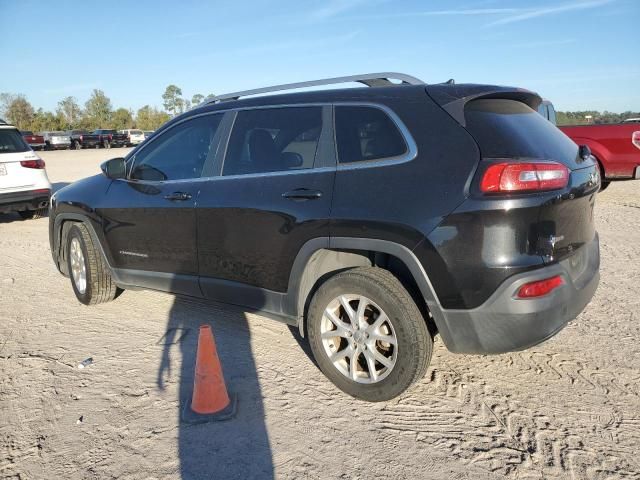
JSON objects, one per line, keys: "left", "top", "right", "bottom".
{"left": 0, "top": 129, "right": 31, "bottom": 153}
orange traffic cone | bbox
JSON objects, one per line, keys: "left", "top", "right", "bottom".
{"left": 182, "top": 325, "right": 236, "bottom": 423}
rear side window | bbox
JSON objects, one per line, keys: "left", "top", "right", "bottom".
{"left": 223, "top": 107, "right": 322, "bottom": 176}
{"left": 0, "top": 129, "right": 30, "bottom": 153}
{"left": 465, "top": 99, "right": 577, "bottom": 161}
{"left": 335, "top": 106, "right": 407, "bottom": 163}
{"left": 130, "top": 114, "right": 222, "bottom": 181}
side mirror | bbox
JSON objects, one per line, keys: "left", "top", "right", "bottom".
{"left": 578, "top": 145, "right": 591, "bottom": 161}
{"left": 100, "top": 157, "right": 126, "bottom": 179}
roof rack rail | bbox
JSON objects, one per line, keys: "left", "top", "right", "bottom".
{"left": 205, "top": 72, "right": 425, "bottom": 104}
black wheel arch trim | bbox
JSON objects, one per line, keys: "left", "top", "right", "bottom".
{"left": 288, "top": 236, "right": 454, "bottom": 347}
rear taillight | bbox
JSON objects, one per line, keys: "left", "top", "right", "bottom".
{"left": 632, "top": 131, "right": 640, "bottom": 151}
{"left": 517, "top": 275, "right": 565, "bottom": 298}
{"left": 480, "top": 161, "right": 569, "bottom": 193}
{"left": 20, "top": 159, "right": 46, "bottom": 169}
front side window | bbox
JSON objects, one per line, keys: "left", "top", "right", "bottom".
{"left": 130, "top": 114, "right": 222, "bottom": 181}
{"left": 223, "top": 107, "right": 322, "bottom": 176}
{"left": 335, "top": 106, "right": 407, "bottom": 164}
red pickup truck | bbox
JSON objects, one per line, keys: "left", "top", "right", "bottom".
{"left": 20, "top": 131, "right": 46, "bottom": 151}
{"left": 539, "top": 101, "right": 640, "bottom": 189}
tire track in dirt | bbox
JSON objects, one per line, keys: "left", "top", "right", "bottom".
{"left": 374, "top": 365, "right": 640, "bottom": 479}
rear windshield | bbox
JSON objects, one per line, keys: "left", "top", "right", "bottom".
{"left": 0, "top": 129, "right": 30, "bottom": 153}
{"left": 465, "top": 99, "right": 577, "bottom": 161}
{"left": 131, "top": 130, "right": 143, "bottom": 134}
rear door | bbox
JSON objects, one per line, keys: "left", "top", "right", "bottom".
{"left": 99, "top": 112, "right": 225, "bottom": 295}
{"left": 196, "top": 105, "right": 335, "bottom": 302}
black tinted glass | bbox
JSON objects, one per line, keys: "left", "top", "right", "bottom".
{"left": 223, "top": 107, "right": 322, "bottom": 176}
{"left": 0, "top": 129, "right": 30, "bottom": 153}
{"left": 465, "top": 99, "right": 577, "bottom": 160}
{"left": 130, "top": 115, "right": 222, "bottom": 181}
{"left": 335, "top": 106, "right": 407, "bottom": 163}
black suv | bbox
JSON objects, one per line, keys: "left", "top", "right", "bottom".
{"left": 49, "top": 73, "right": 600, "bottom": 401}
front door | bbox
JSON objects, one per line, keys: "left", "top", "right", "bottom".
{"left": 99, "top": 112, "right": 224, "bottom": 295}
{"left": 196, "top": 106, "right": 335, "bottom": 306}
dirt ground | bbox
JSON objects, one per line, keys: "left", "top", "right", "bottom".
{"left": 1, "top": 148, "right": 639, "bottom": 480}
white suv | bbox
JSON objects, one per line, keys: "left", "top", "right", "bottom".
{"left": 0, "top": 121, "right": 52, "bottom": 219}
{"left": 119, "top": 129, "right": 145, "bottom": 146}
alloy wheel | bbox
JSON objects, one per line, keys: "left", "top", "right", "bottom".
{"left": 320, "top": 294, "right": 397, "bottom": 384}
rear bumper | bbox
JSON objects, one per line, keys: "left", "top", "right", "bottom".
{"left": 436, "top": 234, "right": 600, "bottom": 354}
{"left": 0, "top": 189, "right": 51, "bottom": 214}
{"left": 49, "top": 144, "right": 70, "bottom": 150}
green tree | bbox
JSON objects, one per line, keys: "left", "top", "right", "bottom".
{"left": 162, "top": 85, "right": 183, "bottom": 116}
{"left": 191, "top": 93, "right": 204, "bottom": 107}
{"left": 136, "top": 105, "right": 170, "bottom": 131}
{"left": 111, "top": 108, "right": 133, "bottom": 130}
{"left": 84, "top": 89, "right": 112, "bottom": 129}
{"left": 31, "top": 108, "right": 64, "bottom": 132}
{"left": 57, "top": 96, "right": 83, "bottom": 129}
{"left": 1, "top": 94, "right": 34, "bottom": 130}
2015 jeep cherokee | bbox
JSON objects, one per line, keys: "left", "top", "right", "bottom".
{"left": 49, "top": 73, "right": 600, "bottom": 401}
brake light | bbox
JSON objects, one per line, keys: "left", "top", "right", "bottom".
{"left": 20, "top": 159, "right": 46, "bottom": 169}
{"left": 517, "top": 275, "right": 565, "bottom": 298}
{"left": 480, "top": 161, "right": 569, "bottom": 193}
{"left": 632, "top": 131, "right": 640, "bottom": 151}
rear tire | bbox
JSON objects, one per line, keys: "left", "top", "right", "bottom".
{"left": 307, "top": 267, "right": 432, "bottom": 402}
{"left": 67, "top": 223, "right": 122, "bottom": 305}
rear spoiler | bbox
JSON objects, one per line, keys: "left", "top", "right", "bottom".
{"left": 425, "top": 85, "right": 542, "bottom": 127}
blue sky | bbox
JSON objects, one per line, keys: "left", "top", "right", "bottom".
{"left": 1, "top": 0, "right": 639, "bottom": 113}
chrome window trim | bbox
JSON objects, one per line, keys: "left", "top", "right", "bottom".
{"left": 125, "top": 101, "right": 417, "bottom": 183}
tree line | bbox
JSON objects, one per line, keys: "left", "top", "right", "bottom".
{"left": 2, "top": 85, "right": 637, "bottom": 131}
{"left": 556, "top": 110, "right": 640, "bottom": 126}
{"left": 0, "top": 84, "right": 213, "bottom": 133}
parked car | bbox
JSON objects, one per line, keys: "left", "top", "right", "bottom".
{"left": 538, "top": 101, "right": 640, "bottom": 189}
{"left": 622, "top": 118, "right": 640, "bottom": 124}
{"left": 559, "top": 124, "right": 640, "bottom": 188}
{"left": 119, "top": 129, "right": 145, "bottom": 147}
{"left": 66, "top": 130, "right": 97, "bottom": 150}
{"left": 143, "top": 130, "right": 154, "bottom": 139}
{"left": 92, "top": 129, "right": 128, "bottom": 148}
{"left": 1, "top": 120, "right": 51, "bottom": 219}
{"left": 42, "top": 131, "right": 71, "bottom": 150}
{"left": 20, "top": 130, "right": 46, "bottom": 151}
{"left": 49, "top": 73, "right": 600, "bottom": 401}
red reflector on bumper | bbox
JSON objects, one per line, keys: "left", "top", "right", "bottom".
{"left": 517, "top": 275, "right": 565, "bottom": 298}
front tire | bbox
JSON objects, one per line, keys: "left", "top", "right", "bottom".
{"left": 307, "top": 267, "right": 432, "bottom": 401}
{"left": 67, "top": 223, "right": 122, "bottom": 305}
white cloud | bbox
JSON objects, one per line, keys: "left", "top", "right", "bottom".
{"left": 485, "top": 0, "right": 616, "bottom": 27}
